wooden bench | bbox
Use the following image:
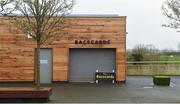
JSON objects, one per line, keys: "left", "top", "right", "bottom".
{"left": 0, "top": 87, "right": 52, "bottom": 103}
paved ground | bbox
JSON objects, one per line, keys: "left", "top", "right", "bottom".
{"left": 1, "top": 76, "right": 180, "bottom": 103}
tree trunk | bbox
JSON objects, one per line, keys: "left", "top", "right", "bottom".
{"left": 36, "top": 43, "right": 41, "bottom": 89}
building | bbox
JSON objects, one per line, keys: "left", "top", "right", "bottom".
{"left": 0, "top": 15, "right": 126, "bottom": 83}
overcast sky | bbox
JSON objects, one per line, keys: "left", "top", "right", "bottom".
{"left": 72, "top": 0, "right": 180, "bottom": 50}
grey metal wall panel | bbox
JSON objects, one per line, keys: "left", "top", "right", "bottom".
{"left": 69, "top": 48, "right": 116, "bottom": 82}
{"left": 40, "top": 49, "right": 52, "bottom": 83}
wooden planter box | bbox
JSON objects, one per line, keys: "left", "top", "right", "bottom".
{"left": 153, "top": 76, "right": 170, "bottom": 86}
{"left": 0, "top": 87, "right": 52, "bottom": 103}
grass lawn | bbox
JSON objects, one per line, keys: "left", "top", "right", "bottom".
{"left": 159, "top": 55, "right": 180, "bottom": 61}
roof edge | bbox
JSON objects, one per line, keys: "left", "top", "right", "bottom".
{"left": 66, "top": 14, "right": 126, "bottom": 18}
{"left": 0, "top": 14, "right": 126, "bottom": 18}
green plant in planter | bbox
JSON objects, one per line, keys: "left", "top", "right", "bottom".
{"left": 153, "top": 76, "right": 170, "bottom": 86}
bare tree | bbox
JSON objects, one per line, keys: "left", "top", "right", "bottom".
{"left": 4, "top": 0, "right": 75, "bottom": 89}
{"left": 0, "top": 0, "right": 15, "bottom": 15}
{"left": 127, "top": 44, "right": 160, "bottom": 61}
{"left": 162, "top": 0, "right": 180, "bottom": 32}
{"left": 131, "top": 44, "right": 147, "bottom": 61}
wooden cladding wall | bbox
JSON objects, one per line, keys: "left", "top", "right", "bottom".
{"left": 0, "top": 16, "right": 126, "bottom": 82}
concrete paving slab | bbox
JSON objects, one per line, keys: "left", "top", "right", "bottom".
{"left": 0, "top": 76, "right": 180, "bottom": 103}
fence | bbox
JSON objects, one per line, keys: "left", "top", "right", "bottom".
{"left": 127, "top": 61, "right": 180, "bottom": 76}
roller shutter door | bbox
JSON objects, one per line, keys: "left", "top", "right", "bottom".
{"left": 69, "top": 48, "right": 116, "bottom": 82}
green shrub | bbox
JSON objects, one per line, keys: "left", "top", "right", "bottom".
{"left": 153, "top": 76, "right": 170, "bottom": 86}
